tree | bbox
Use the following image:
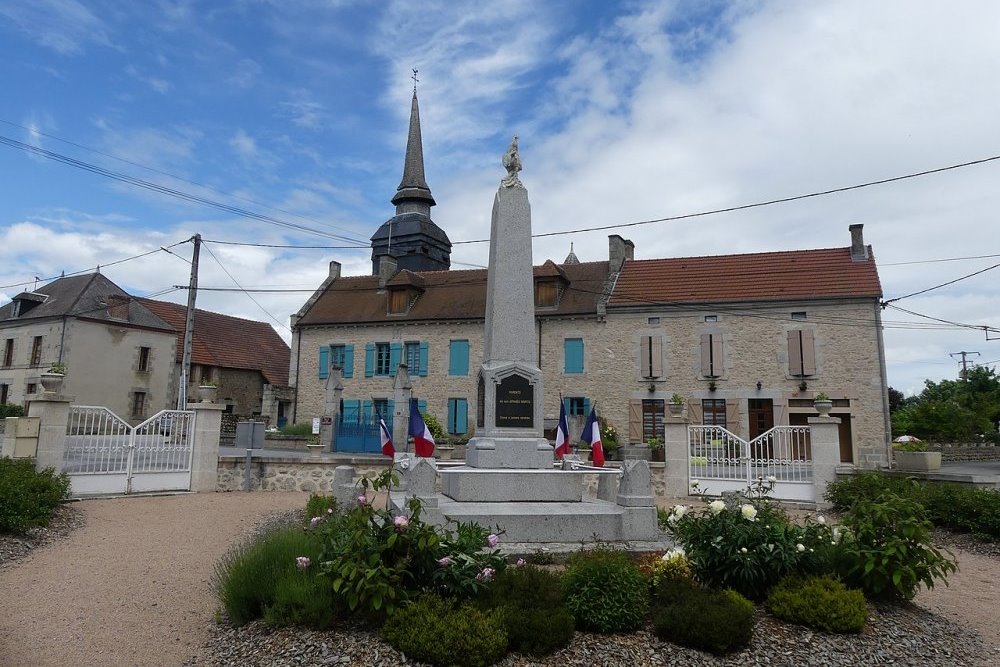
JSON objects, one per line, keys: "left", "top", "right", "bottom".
{"left": 890, "top": 367, "right": 1000, "bottom": 441}
{"left": 888, "top": 387, "right": 905, "bottom": 413}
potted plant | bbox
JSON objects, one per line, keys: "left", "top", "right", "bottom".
{"left": 813, "top": 392, "right": 833, "bottom": 416}
{"left": 646, "top": 436, "right": 664, "bottom": 462}
{"left": 667, "top": 393, "right": 685, "bottom": 416}
{"left": 40, "top": 362, "right": 67, "bottom": 393}
{"left": 893, "top": 438, "right": 941, "bottom": 472}
{"left": 197, "top": 378, "right": 219, "bottom": 403}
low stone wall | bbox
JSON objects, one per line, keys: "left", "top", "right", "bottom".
{"left": 929, "top": 443, "right": 1000, "bottom": 462}
{"left": 217, "top": 456, "right": 671, "bottom": 497}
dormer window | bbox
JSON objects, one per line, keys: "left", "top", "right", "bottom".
{"left": 536, "top": 281, "right": 558, "bottom": 307}
{"left": 385, "top": 269, "right": 426, "bottom": 316}
{"left": 533, "top": 260, "right": 568, "bottom": 308}
{"left": 389, "top": 289, "right": 409, "bottom": 314}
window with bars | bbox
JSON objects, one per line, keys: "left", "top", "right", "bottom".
{"left": 702, "top": 399, "right": 727, "bottom": 427}
{"left": 30, "top": 336, "right": 42, "bottom": 367}
{"left": 642, "top": 399, "right": 664, "bottom": 440}
{"left": 137, "top": 346, "right": 151, "bottom": 372}
{"left": 375, "top": 343, "right": 391, "bottom": 375}
{"left": 3, "top": 339, "right": 13, "bottom": 367}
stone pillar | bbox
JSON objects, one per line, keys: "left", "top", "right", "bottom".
{"left": 809, "top": 416, "right": 842, "bottom": 508}
{"left": 189, "top": 402, "right": 226, "bottom": 492}
{"left": 261, "top": 384, "right": 276, "bottom": 426}
{"left": 663, "top": 415, "right": 690, "bottom": 498}
{"left": 393, "top": 364, "right": 412, "bottom": 453}
{"left": 27, "top": 393, "right": 74, "bottom": 473}
{"left": 323, "top": 367, "right": 343, "bottom": 451}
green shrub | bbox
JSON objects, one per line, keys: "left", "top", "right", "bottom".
{"left": 652, "top": 582, "right": 754, "bottom": 655}
{"left": 263, "top": 571, "right": 340, "bottom": 630}
{"left": 278, "top": 422, "right": 313, "bottom": 436}
{"left": 824, "top": 472, "right": 917, "bottom": 510}
{"left": 480, "top": 565, "right": 573, "bottom": 656}
{"left": 0, "top": 459, "right": 70, "bottom": 534}
{"left": 213, "top": 526, "right": 323, "bottom": 625}
{"left": 837, "top": 493, "right": 956, "bottom": 602}
{"left": 563, "top": 548, "right": 648, "bottom": 633}
{"left": 0, "top": 403, "right": 24, "bottom": 419}
{"left": 382, "top": 593, "right": 507, "bottom": 667}
{"left": 305, "top": 493, "right": 337, "bottom": 520}
{"left": 637, "top": 548, "right": 693, "bottom": 589}
{"left": 765, "top": 575, "right": 867, "bottom": 633}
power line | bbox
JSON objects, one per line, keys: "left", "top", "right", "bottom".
{"left": 880, "top": 252, "right": 1000, "bottom": 267}
{"left": 203, "top": 239, "right": 363, "bottom": 249}
{"left": 0, "top": 118, "right": 373, "bottom": 244}
{"left": 884, "top": 303, "right": 1000, "bottom": 334}
{"left": 452, "top": 152, "right": 1000, "bottom": 244}
{"left": 883, "top": 261, "right": 1000, "bottom": 305}
{"left": 0, "top": 133, "right": 371, "bottom": 246}
{"left": 200, "top": 243, "right": 291, "bottom": 332}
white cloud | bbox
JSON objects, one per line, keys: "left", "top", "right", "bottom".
{"left": 0, "top": 0, "right": 113, "bottom": 55}
{"left": 125, "top": 65, "right": 172, "bottom": 94}
{"left": 229, "top": 129, "right": 258, "bottom": 160}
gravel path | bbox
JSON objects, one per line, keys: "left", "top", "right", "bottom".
{"left": 1, "top": 492, "right": 998, "bottom": 666}
{"left": 0, "top": 491, "right": 310, "bottom": 667}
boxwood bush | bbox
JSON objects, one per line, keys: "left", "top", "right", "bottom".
{"left": 652, "top": 580, "right": 754, "bottom": 655}
{"left": 0, "top": 459, "right": 70, "bottom": 534}
{"left": 479, "top": 565, "right": 574, "bottom": 656}
{"left": 563, "top": 548, "right": 648, "bottom": 633}
{"left": 765, "top": 575, "right": 867, "bottom": 633}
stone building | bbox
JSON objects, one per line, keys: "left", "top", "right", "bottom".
{"left": 289, "top": 93, "right": 890, "bottom": 468}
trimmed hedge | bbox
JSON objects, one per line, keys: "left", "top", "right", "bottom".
{"left": 563, "top": 548, "right": 648, "bottom": 634}
{"left": 652, "top": 580, "right": 754, "bottom": 655}
{"left": 0, "top": 459, "right": 70, "bottom": 534}
{"left": 765, "top": 575, "right": 868, "bottom": 633}
{"left": 481, "top": 565, "right": 574, "bottom": 656}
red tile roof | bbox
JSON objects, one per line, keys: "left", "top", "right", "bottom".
{"left": 137, "top": 298, "right": 290, "bottom": 386}
{"left": 609, "top": 247, "right": 882, "bottom": 306}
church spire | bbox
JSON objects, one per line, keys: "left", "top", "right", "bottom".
{"left": 391, "top": 86, "right": 435, "bottom": 209}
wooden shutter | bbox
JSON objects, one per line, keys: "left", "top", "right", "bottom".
{"left": 801, "top": 330, "right": 816, "bottom": 376}
{"left": 726, "top": 400, "right": 740, "bottom": 435}
{"left": 774, "top": 402, "right": 788, "bottom": 427}
{"left": 364, "top": 343, "right": 375, "bottom": 377}
{"left": 318, "top": 346, "right": 329, "bottom": 379}
{"left": 700, "top": 334, "right": 712, "bottom": 376}
{"left": 788, "top": 330, "right": 803, "bottom": 375}
{"left": 651, "top": 335, "right": 663, "bottom": 378}
{"left": 688, "top": 399, "right": 704, "bottom": 425}
{"left": 628, "top": 399, "right": 643, "bottom": 443}
{"left": 343, "top": 345, "right": 354, "bottom": 378}
{"left": 640, "top": 336, "right": 652, "bottom": 378}
{"left": 712, "top": 335, "right": 724, "bottom": 377}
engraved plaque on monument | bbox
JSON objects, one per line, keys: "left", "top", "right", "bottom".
{"left": 495, "top": 374, "right": 533, "bottom": 428}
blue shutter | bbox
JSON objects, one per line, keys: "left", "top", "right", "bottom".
{"left": 418, "top": 399, "right": 427, "bottom": 416}
{"left": 419, "top": 341, "right": 429, "bottom": 377}
{"left": 364, "top": 343, "right": 375, "bottom": 377}
{"left": 447, "top": 399, "right": 456, "bottom": 434}
{"left": 342, "top": 400, "right": 360, "bottom": 423}
{"left": 319, "top": 346, "right": 329, "bottom": 379}
{"left": 389, "top": 341, "right": 402, "bottom": 377}
{"left": 564, "top": 398, "right": 572, "bottom": 416}
{"left": 362, "top": 400, "right": 373, "bottom": 422}
{"left": 583, "top": 398, "right": 591, "bottom": 417}
{"left": 343, "top": 344, "right": 354, "bottom": 378}
{"left": 449, "top": 340, "right": 469, "bottom": 376}
{"left": 456, "top": 399, "right": 468, "bottom": 434}
{"left": 386, "top": 400, "right": 394, "bottom": 428}
{"left": 564, "top": 338, "right": 584, "bottom": 374}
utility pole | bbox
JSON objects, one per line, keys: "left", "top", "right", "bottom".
{"left": 178, "top": 234, "right": 201, "bottom": 409}
{"left": 950, "top": 350, "right": 980, "bottom": 381}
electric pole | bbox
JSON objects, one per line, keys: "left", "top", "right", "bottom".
{"left": 178, "top": 234, "right": 201, "bottom": 409}
{"left": 950, "top": 350, "right": 980, "bottom": 381}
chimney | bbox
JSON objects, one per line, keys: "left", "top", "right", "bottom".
{"left": 849, "top": 224, "right": 868, "bottom": 261}
{"left": 328, "top": 260, "right": 341, "bottom": 280}
{"left": 378, "top": 255, "right": 398, "bottom": 288}
{"left": 608, "top": 235, "right": 635, "bottom": 274}
{"left": 106, "top": 294, "right": 130, "bottom": 320}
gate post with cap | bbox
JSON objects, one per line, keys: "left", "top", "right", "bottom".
{"left": 189, "top": 402, "right": 225, "bottom": 492}
{"left": 27, "top": 391, "right": 75, "bottom": 474}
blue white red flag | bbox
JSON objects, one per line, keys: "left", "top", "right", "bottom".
{"left": 581, "top": 405, "right": 604, "bottom": 467}
{"left": 408, "top": 398, "right": 435, "bottom": 457}
{"left": 378, "top": 418, "right": 395, "bottom": 457}
{"left": 554, "top": 400, "right": 571, "bottom": 459}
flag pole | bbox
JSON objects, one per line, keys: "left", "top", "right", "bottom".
{"left": 372, "top": 394, "right": 394, "bottom": 511}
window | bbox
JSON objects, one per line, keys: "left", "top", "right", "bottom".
{"left": 700, "top": 333, "right": 723, "bottom": 377}
{"left": 3, "top": 339, "right": 12, "bottom": 367}
{"left": 137, "top": 346, "right": 151, "bottom": 372}
{"left": 704, "top": 315, "right": 718, "bottom": 323}
{"left": 447, "top": 398, "right": 468, "bottom": 435}
{"left": 131, "top": 392, "right": 147, "bottom": 419}
{"left": 791, "top": 311, "right": 807, "bottom": 321}
{"left": 26, "top": 383, "right": 36, "bottom": 396}
{"left": 640, "top": 335, "right": 663, "bottom": 378}
{"left": 375, "top": 342, "right": 391, "bottom": 375}
{"left": 30, "top": 336, "right": 42, "bottom": 367}
{"left": 405, "top": 341, "right": 421, "bottom": 371}
{"left": 388, "top": 289, "right": 408, "bottom": 314}
{"left": 642, "top": 399, "right": 665, "bottom": 440}
{"left": 788, "top": 330, "right": 816, "bottom": 376}
{"left": 564, "top": 338, "right": 584, "bottom": 374}
{"left": 0, "top": 383, "right": 8, "bottom": 404}
{"left": 566, "top": 396, "right": 588, "bottom": 416}
{"left": 373, "top": 398, "right": 390, "bottom": 421}
{"left": 702, "top": 399, "right": 726, "bottom": 427}
{"left": 536, "top": 281, "right": 558, "bottom": 307}
{"left": 448, "top": 340, "right": 470, "bottom": 376}
{"left": 320, "top": 344, "right": 354, "bottom": 379}
{"left": 647, "top": 317, "right": 660, "bottom": 325}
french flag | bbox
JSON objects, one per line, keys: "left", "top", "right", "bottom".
{"left": 581, "top": 405, "right": 604, "bottom": 467}
{"left": 378, "top": 418, "right": 395, "bottom": 458}
{"left": 554, "top": 400, "right": 571, "bottom": 460}
{"left": 408, "top": 398, "right": 435, "bottom": 457}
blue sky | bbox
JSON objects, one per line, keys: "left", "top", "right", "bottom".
{"left": 1, "top": 0, "right": 999, "bottom": 395}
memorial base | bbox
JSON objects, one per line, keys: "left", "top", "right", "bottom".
{"left": 441, "top": 467, "right": 584, "bottom": 502}
{"left": 465, "top": 436, "right": 553, "bottom": 469}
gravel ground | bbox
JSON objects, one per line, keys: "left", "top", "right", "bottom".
{"left": 1, "top": 493, "right": 998, "bottom": 667}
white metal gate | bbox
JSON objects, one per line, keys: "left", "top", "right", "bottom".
{"left": 64, "top": 407, "right": 196, "bottom": 495}
{"left": 688, "top": 425, "right": 814, "bottom": 502}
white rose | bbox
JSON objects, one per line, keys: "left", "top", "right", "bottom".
{"left": 740, "top": 547, "right": 748, "bottom": 554}
{"left": 708, "top": 500, "right": 726, "bottom": 515}
{"left": 796, "top": 543, "right": 805, "bottom": 552}
{"left": 740, "top": 504, "right": 758, "bottom": 522}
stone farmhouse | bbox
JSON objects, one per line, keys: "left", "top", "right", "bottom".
{"left": 0, "top": 273, "right": 291, "bottom": 425}
{"left": 290, "top": 92, "right": 891, "bottom": 469}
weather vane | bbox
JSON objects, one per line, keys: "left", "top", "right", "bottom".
{"left": 411, "top": 68, "right": 419, "bottom": 92}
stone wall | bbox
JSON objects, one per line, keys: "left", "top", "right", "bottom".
{"left": 929, "top": 443, "right": 1000, "bottom": 462}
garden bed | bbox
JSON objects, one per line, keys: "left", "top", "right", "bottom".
{"left": 0, "top": 503, "right": 84, "bottom": 570}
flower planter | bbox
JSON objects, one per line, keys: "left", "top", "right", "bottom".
{"left": 814, "top": 400, "right": 833, "bottom": 416}
{"left": 197, "top": 385, "right": 218, "bottom": 403}
{"left": 39, "top": 372, "right": 65, "bottom": 394}
{"left": 436, "top": 446, "right": 455, "bottom": 460}
{"left": 894, "top": 450, "right": 942, "bottom": 472}
{"left": 651, "top": 448, "right": 665, "bottom": 462}
{"left": 667, "top": 403, "right": 684, "bottom": 416}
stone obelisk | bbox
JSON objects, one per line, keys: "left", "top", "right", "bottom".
{"left": 465, "top": 136, "right": 552, "bottom": 469}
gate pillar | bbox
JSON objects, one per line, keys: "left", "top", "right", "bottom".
{"left": 189, "top": 402, "right": 225, "bottom": 492}
{"left": 324, "top": 367, "right": 343, "bottom": 452}
{"left": 393, "top": 364, "right": 412, "bottom": 453}
{"left": 27, "top": 392, "right": 74, "bottom": 474}
{"left": 808, "top": 416, "right": 841, "bottom": 508}
{"left": 663, "top": 415, "right": 690, "bottom": 498}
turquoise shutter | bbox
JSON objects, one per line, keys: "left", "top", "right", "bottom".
{"left": 387, "top": 400, "right": 394, "bottom": 428}
{"left": 364, "top": 343, "right": 375, "bottom": 377}
{"left": 564, "top": 338, "right": 584, "bottom": 373}
{"left": 418, "top": 399, "right": 427, "bottom": 416}
{"left": 343, "top": 345, "right": 354, "bottom": 378}
{"left": 449, "top": 340, "right": 469, "bottom": 375}
{"left": 389, "top": 341, "right": 402, "bottom": 376}
{"left": 456, "top": 399, "right": 468, "bottom": 434}
{"left": 319, "top": 346, "right": 329, "bottom": 379}
{"left": 583, "top": 398, "right": 591, "bottom": 417}
{"left": 447, "top": 399, "right": 456, "bottom": 434}
{"left": 419, "top": 341, "right": 429, "bottom": 376}
{"left": 342, "top": 400, "right": 360, "bottom": 423}
{"left": 362, "top": 400, "right": 373, "bottom": 422}
{"left": 563, "top": 398, "right": 572, "bottom": 416}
